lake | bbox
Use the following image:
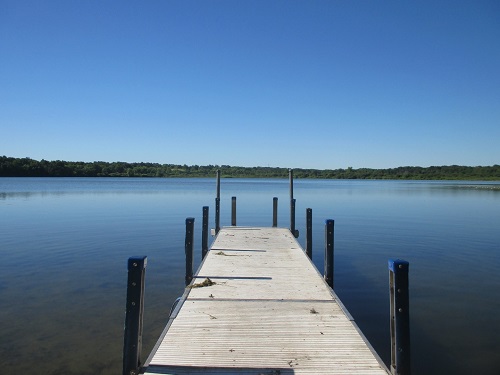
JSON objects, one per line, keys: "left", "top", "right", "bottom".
{"left": 1, "top": 177, "right": 499, "bottom": 375}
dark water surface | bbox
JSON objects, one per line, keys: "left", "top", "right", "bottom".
{"left": 1, "top": 178, "right": 499, "bottom": 374}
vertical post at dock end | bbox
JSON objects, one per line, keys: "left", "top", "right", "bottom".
{"left": 306, "top": 208, "right": 312, "bottom": 259}
{"left": 231, "top": 196, "right": 237, "bottom": 226}
{"left": 215, "top": 171, "right": 221, "bottom": 234}
{"left": 185, "top": 218, "right": 195, "bottom": 286}
{"left": 289, "top": 169, "right": 298, "bottom": 237}
{"left": 389, "top": 259, "right": 411, "bottom": 375}
{"left": 324, "top": 219, "right": 334, "bottom": 289}
{"left": 123, "top": 256, "right": 147, "bottom": 375}
{"left": 202, "top": 206, "right": 209, "bottom": 259}
{"left": 290, "top": 198, "right": 298, "bottom": 237}
{"left": 216, "top": 169, "right": 221, "bottom": 201}
{"left": 273, "top": 197, "right": 278, "bottom": 227}
{"left": 215, "top": 198, "right": 220, "bottom": 234}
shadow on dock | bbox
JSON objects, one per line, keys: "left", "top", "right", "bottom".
{"left": 144, "top": 365, "right": 294, "bottom": 374}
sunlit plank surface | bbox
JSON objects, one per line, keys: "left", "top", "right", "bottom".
{"left": 143, "top": 227, "right": 388, "bottom": 374}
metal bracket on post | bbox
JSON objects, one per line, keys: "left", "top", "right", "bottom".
{"left": 123, "top": 256, "right": 147, "bottom": 375}
{"left": 388, "top": 259, "right": 411, "bottom": 375}
{"left": 324, "top": 219, "right": 334, "bottom": 289}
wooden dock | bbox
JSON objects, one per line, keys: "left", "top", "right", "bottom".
{"left": 141, "top": 226, "right": 389, "bottom": 374}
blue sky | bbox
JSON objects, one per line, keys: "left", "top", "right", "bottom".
{"left": 1, "top": 1, "right": 499, "bottom": 169}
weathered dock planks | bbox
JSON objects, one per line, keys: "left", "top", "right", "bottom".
{"left": 142, "top": 227, "right": 389, "bottom": 374}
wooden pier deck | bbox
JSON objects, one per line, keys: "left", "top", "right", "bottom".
{"left": 142, "top": 226, "right": 389, "bottom": 374}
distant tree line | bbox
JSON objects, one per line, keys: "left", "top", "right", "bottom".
{"left": 1, "top": 156, "right": 499, "bottom": 180}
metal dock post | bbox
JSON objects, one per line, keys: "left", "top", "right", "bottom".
{"left": 123, "top": 256, "right": 147, "bottom": 375}
{"left": 389, "top": 259, "right": 411, "bottom": 375}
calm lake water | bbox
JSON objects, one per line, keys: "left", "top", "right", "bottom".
{"left": 1, "top": 177, "right": 499, "bottom": 375}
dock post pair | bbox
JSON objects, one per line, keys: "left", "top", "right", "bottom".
{"left": 122, "top": 215, "right": 204, "bottom": 374}
{"left": 215, "top": 170, "right": 236, "bottom": 230}
{"left": 216, "top": 169, "right": 298, "bottom": 235}
{"left": 185, "top": 209, "right": 210, "bottom": 286}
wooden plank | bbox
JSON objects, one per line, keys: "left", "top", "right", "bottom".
{"left": 143, "top": 227, "right": 389, "bottom": 374}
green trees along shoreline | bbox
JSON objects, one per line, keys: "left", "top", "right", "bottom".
{"left": 1, "top": 156, "right": 499, "bottom": 180}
